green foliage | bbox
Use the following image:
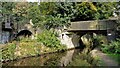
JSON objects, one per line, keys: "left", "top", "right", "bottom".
{"left": 101, "top": 39, "right": 120, "bottom": 54}
{"left": 0, "top": 2, "right": 29, "bottom": 24}
{"left": 0, "top": 2, "right": 16, "bottom": 14}
{"left": 39, "top": 2, "right": 56, "bottom": 15}
{"left": 28, "top": 2, "right": 70, "bottom": 29}
{"left": 107, "top": 54, "right": 120, "bottom": 65}
{"left": 93, "top": 34, "right": 108, "bottom": 46}
{"left": 36, "top": 2, "right": 117, "bottom": 29}
{"left": 94, "top": 2, "right": 116, "bottom": 20}
{"left": 1, "top": 36, "right": 66, "bottom": 61}
{"left": 54, "top": 2, "right": 77, "bottom": 20}
{"left": 37, "top": 30, "right": 66, "bottom": 50}
{"left": 2, "top": 43, "right": 16, "bottom": 61}
{"left": 73, "top": 2, "right": 117, "bottom": 21}
{"left": 51, "top": 2, "right": 117, "bottom": 21}
{"left": 1, "top": 2, "right": 118, "bottom": 29}
{"left": 18, "top": 40, "right": 39, "bottom": 57}
{"left": 74, "top": 2, "right": 96, "bottom": 21}
{"left": 40, "top": 15, "right": 70, "bottom": 29}
{"left": 28, "top": 3, "right": 41, "bottom": 25}
{"left": 13, "top": 2, "right": 30, "bottom": 22}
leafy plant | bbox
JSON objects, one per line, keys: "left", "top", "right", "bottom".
{"left": 41, "top": 15, "right": 70, "bottom": 29}
{"left": 107, "top": 54, "right": 120, "bottom": 65}
{"left": 2, "top": 43, "right": 16, "bottom": 61}
{"left": 93, "top": 34, "right": 108, "bottom": 45}
{"left": 37, "top": 30, "right": 66, "bottom": 50}
{"left": 101, "top": 39, "right": 120, "bottom": 54}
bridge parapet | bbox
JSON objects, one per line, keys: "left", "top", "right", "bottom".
{"left": 67, "top": 19, "right": 117, "bottom": 31}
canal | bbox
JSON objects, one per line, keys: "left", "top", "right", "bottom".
{"left": 2, "top": 49, "right": 98, "bottom": 66}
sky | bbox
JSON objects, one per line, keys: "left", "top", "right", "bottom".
{"left": 27, "top": 0, "right": 38, "bottom": 2}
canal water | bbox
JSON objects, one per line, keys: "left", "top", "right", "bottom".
{"left": 2, "top": 49, "right": 97, "bottom": 66}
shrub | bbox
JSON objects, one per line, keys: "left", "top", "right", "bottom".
{"left": 101, "top": 39, "right": 120, "bottom": 54}
{"left": 93, "top": 35, "right": 108, "bottom": 44}
{"left": 2, "top": 42, "right": 16, "bottom": 61}
{"left": 37, "top": 30, "right": 66, "bottom": 50}
{"left": 92, "top": 34, "right": 108, "bottom": 50}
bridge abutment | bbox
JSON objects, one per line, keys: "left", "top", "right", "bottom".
{"left": 59, "top": 30, "right": 109, "bottom": 50}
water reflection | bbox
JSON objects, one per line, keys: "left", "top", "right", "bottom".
{"left": 59, "top": 50, "right": 74, "bottom": 66}
{"left": 3, "top": 49, "right": 93, "bottom": 66}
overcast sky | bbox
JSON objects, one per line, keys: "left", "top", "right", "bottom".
{"left": 27, "top": 0, "right": 38, "bottom": 2}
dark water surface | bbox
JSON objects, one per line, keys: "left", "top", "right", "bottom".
{"left": 2, "top": 49, "right": 95, "bottom": 66}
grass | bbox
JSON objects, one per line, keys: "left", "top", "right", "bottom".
{"left": 1, "top": 37, "right": 67, "bottom": 62}
{"left": 107, "top": 54, "right": 120, "bottom": 65}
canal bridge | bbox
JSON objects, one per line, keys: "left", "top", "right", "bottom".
{"left": 16, "top": 20, "right": 35, "bottom": 37}
{"left": 60, "top": 19, "right": 118, "bottom": 49}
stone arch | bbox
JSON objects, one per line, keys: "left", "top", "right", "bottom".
{"left": 71, "top": 32, "right": 93, "bottom": 49}
{"left": 16, "top": 29, "right": 33, "bottom": 37}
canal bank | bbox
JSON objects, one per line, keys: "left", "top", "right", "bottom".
{"left": 1, "top": 44, "right": 119, "bottom": 66}
{"left": 2, "top": 48, "right": 100, "bottom": 66}
{"left": 0, "top": 31, "right": 112, "bottom": 66}
{"left": 90, "top": 48, "right": 119, "bottom": 66}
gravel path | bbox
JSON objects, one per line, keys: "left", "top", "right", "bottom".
{"left": 91, "top": 48, "right": 118, "bottom": 66}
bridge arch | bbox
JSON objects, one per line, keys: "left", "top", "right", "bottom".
{"left": 60, "top": 31, "right": 108, "bottom": 49}
{"left": 17, "top": 29, "right": 33, "bottom": 37}
{"left": 71, "top": 34, "right": 86, "bottom": 49}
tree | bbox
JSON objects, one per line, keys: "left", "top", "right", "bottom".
{"left": 0, "top": 2, "right": 15, "bottom": 14}
{"left": 13, "top": 2, "right": 30, "bottom": 23}
{"left": 1, "top": 2, "right": 115, "bottom": 30}
{"left": 28, "top": 2, "right": 59, "bottom": 29}
{"left": 0, "top": 2, "right": 16, "bottom": 22}
{"left": 0, "top": 2, "right": 30, "bottom": 23}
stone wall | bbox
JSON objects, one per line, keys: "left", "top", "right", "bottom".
{"left": 59, "top": 32, "right": 80, "bottom": 49}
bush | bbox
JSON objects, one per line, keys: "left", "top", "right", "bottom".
{"left": 101, "top": 39, "right": 120, "bottom": 54}
{"left": 93, "top": 35, "right": 108, "bottom": 45}
{"left": 55, "top": 2, "right": 117, "bottom": 21}
{"left": 2, "top": 42, "right": 16, "bottom": 61}
{"left": 92, "top": 34, "right": 108, "bottom": 50}
{"left": 37, "top": 30, "right": 66, "bottom": 50}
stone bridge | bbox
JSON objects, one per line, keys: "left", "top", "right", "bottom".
{"left": 16, "top": 22, "right": 35, "bottom": 37}
{"left": 59, "top": 19, "right": 118, "bottom": 49}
